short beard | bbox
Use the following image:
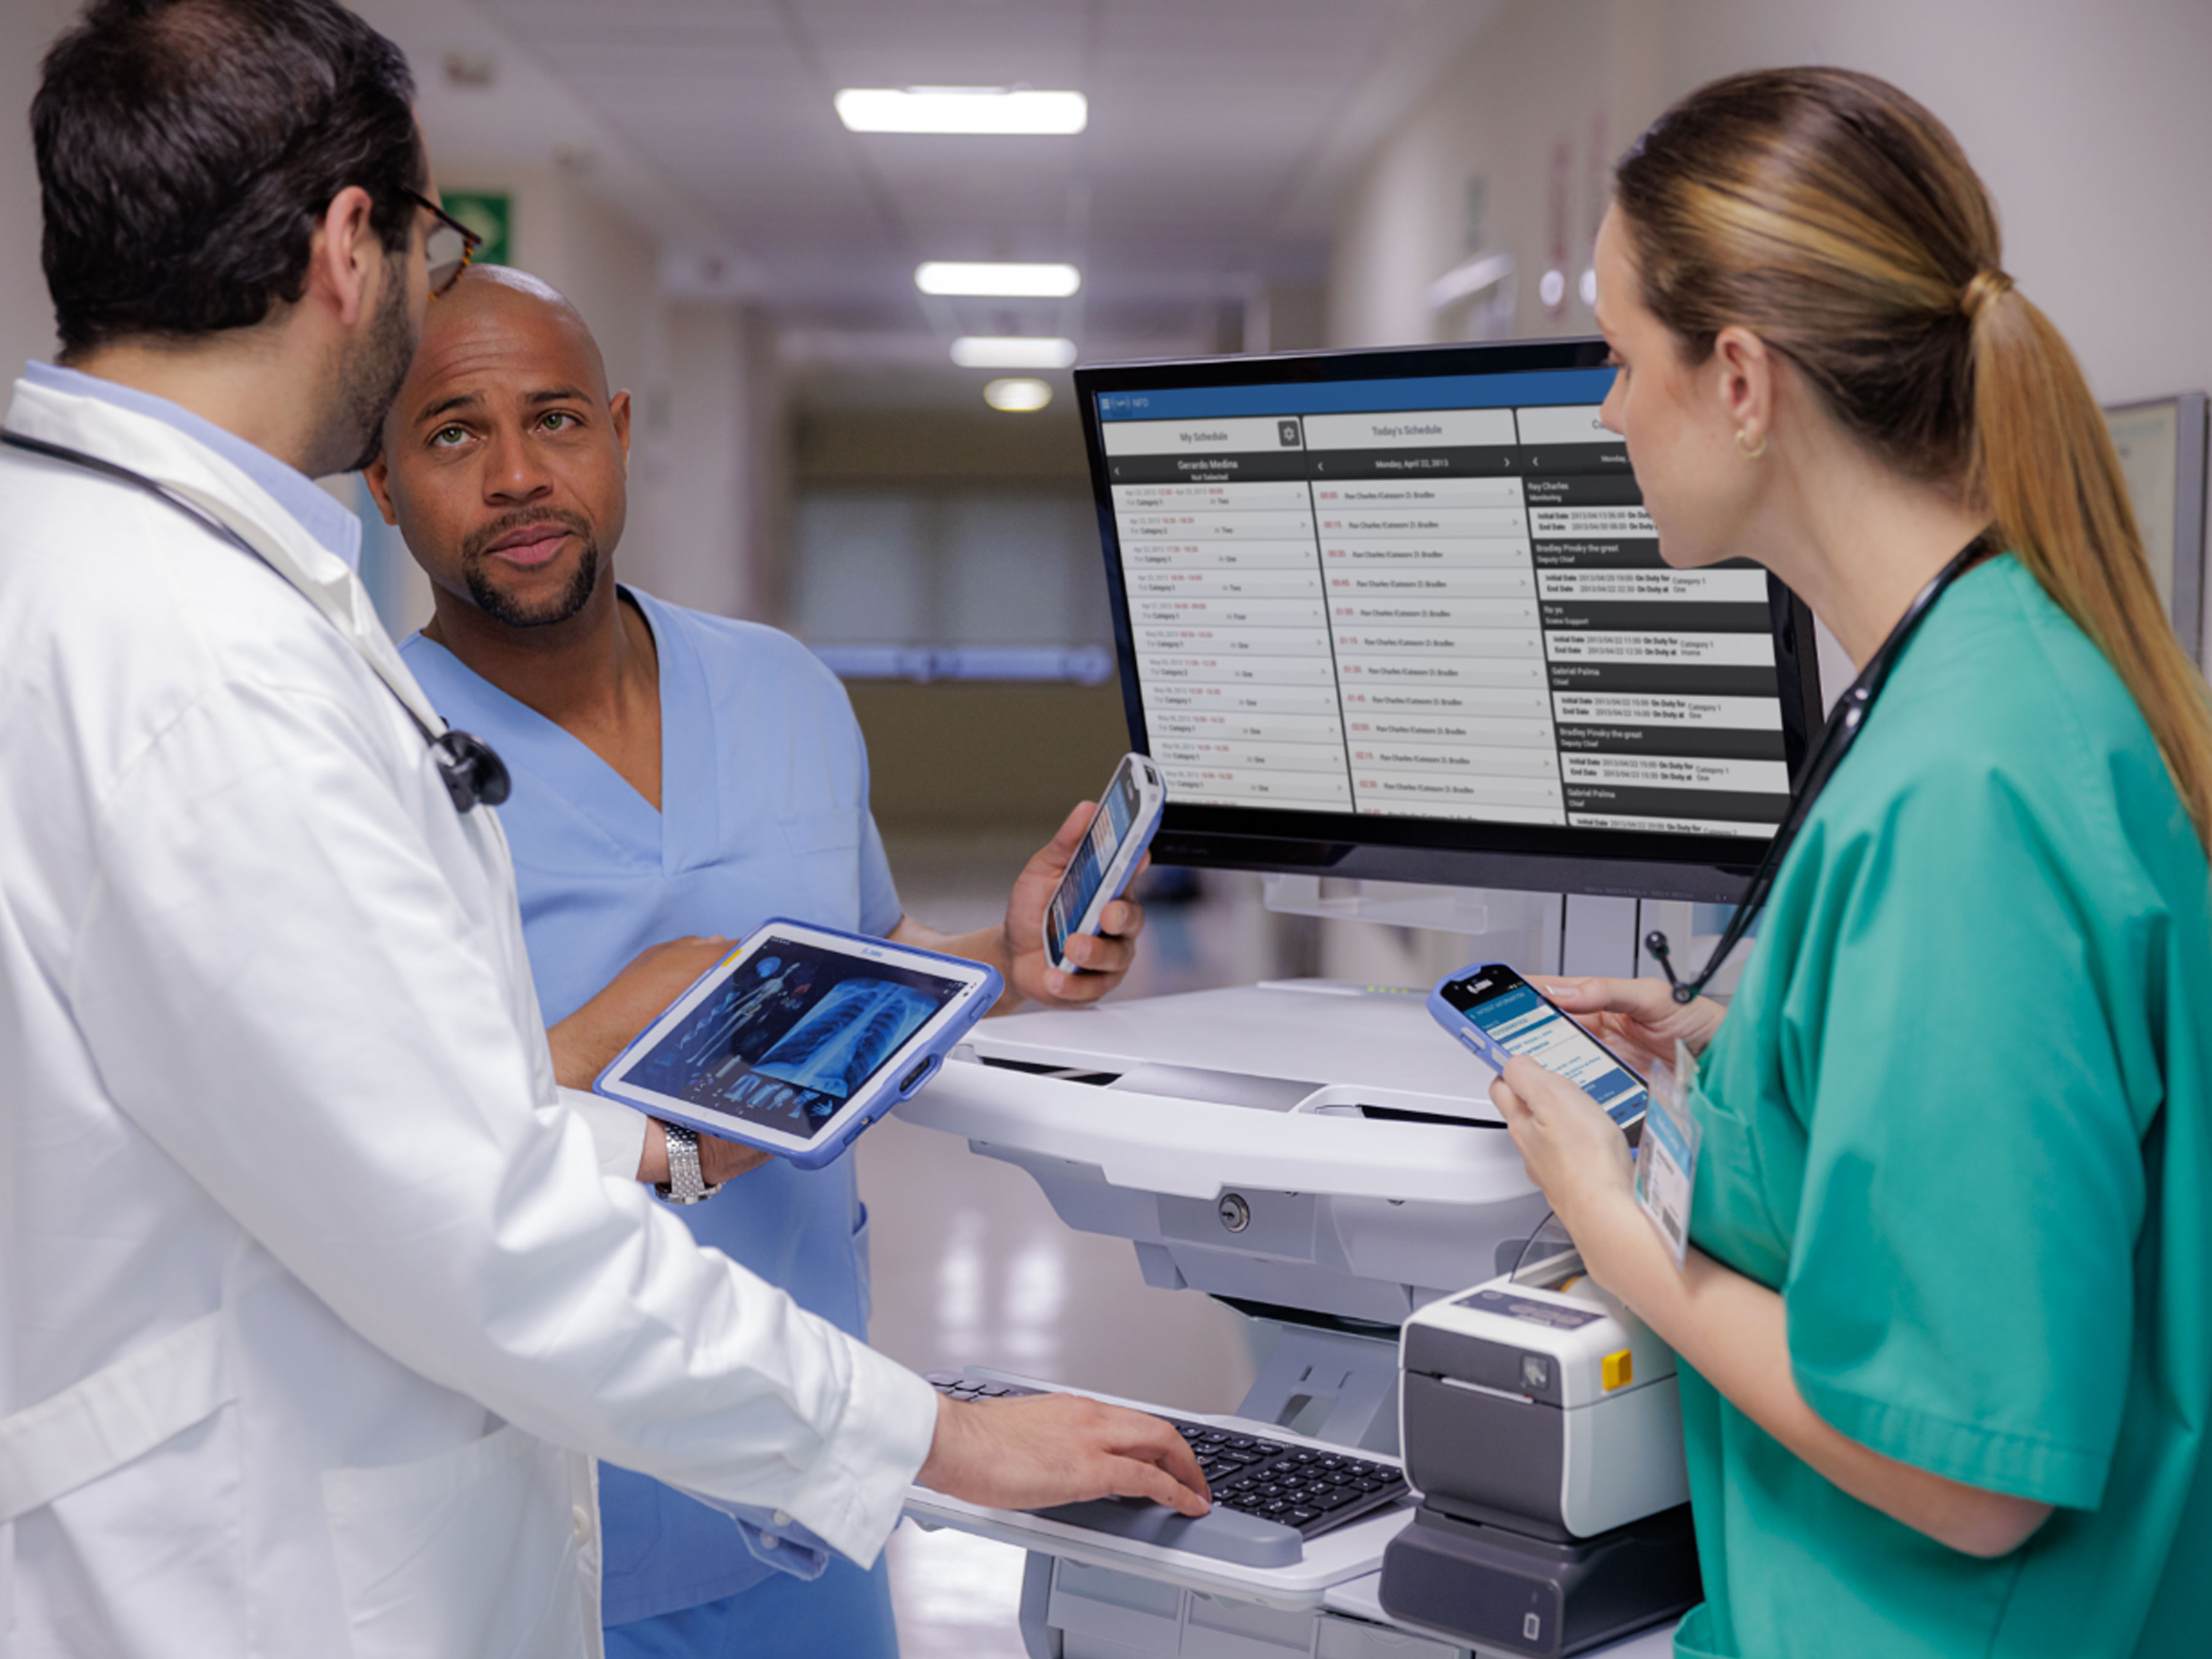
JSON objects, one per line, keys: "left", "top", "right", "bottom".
{"left": 461, "top": 506, "right": 602, "bottom": 628}
{"left": 334, "top": 256, "right": 418, "bottom": 476}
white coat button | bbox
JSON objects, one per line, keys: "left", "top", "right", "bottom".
{"left": 772, "top": 1509, "right": 793, "bottom": 1528}
{"left": 572, "top": 1505, "right": 592, "bottom": 1544}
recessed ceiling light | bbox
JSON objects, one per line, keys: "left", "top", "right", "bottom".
{"left": 954, "top": 336, "right": 1077, "bottom": 369}
{"left": 916, "top": 261, "right": 1081, "bottom": 298}
{"left": 836, "top": 87, "right": 1088, "bottom": 135}
{"left": 984, "top": 378, "right": 1054, "bottom": 412}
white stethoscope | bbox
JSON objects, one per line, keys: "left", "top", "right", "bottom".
{"left": 1, "top": 428, "right": 511, "bottom": 814}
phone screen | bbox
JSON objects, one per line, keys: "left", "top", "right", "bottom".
{"left": 1443, "top": 968, "right": 1650, "bottom": 1129}
{"left": 1048, "top": 764, "right": 1143, "bottom": 960}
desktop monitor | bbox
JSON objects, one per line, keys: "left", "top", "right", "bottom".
{"left": 1073, "top": 339, "right": 1824, "bottom": 904}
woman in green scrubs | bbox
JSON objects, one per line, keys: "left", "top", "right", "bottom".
{"left": 1490, "top": 69, "right": 2212, "bottom": 1658}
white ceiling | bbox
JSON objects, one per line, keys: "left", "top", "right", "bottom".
{"left": 400, "top": 0, "right": 1503, "bottom": 358}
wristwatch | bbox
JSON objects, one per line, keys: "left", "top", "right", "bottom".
{"left": 654, "top": 1122, "right": 724, "bottom": 1205}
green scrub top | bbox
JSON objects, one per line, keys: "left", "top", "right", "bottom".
{"left": 1674, "top": 556, "right": 2212, "bottom": 1659}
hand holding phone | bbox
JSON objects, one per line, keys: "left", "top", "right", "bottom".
{"left": 1429, "top": 962, "right": 1651, "bottom": 1139}
{"left": 1043, "top": 754, "right": 1166, "bottom": 975}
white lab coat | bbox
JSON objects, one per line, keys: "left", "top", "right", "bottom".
{"left": 0, "top": 378, "right": 939, "bottom": 1658}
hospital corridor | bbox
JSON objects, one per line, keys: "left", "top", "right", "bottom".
{"left": 2, "top": 4, "right": 2209, "bottom": 1658}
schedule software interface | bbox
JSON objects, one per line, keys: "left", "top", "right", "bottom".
{"left": 1096, "top": 369, "right": 1791, "bottom": 837}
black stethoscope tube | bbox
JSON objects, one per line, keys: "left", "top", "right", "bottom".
{"left": 1645, "top": 535, "right": 1992, "bottom": 1003}
{"left": 1, "top": 428, "right": 509, "bottom": 815}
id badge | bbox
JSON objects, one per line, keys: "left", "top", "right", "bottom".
{"left": 1636, "top": 1039, "right": 1703, "bottom": 1267}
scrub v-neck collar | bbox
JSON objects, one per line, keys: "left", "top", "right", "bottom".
{"left": 407, "top": 586, "right": 722, "bottom": 876}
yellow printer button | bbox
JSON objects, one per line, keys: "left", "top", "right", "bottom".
{"left": 1601, "top": 1349, "right": 1634, "bottom": 1391}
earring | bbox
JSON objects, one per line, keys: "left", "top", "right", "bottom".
{"left": 1736, "top": 429, "right": 1768, "bottom": 459}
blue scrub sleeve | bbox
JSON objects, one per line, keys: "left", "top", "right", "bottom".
{"left": 670, "top": 1488, "right": 832, "bottom": 1580}
{"left": 1775, "top": 759, "right": 2154, "bottom": 1510}
{"left": 737, "top": 1517, "right": 831, "bottom": 1580}
{"left": 856, "top": 808, "right": 903, "bottom": 939}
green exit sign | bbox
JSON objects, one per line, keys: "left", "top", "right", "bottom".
{"left": 441, "top": 190, "right": 512, "bottom": 269}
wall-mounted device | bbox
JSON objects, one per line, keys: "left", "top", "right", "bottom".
{"left": 2102, "top": 391, "right": 2208, "bottom": 666}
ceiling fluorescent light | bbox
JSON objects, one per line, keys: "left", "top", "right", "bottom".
{"left": 984, "top": 378, "right": 1054, "bottom": 412}
{"left": 952, "top": 336, "right": 1077, "bottom": 369}
{"left": 916, "top": 261, "right": 1080, "bottom": 298}
{"left": 1426, "top": 251, "right": 1515, "bottom": 313}
{"left": 836, "top": 87, "right": 1087, "bottom": 136}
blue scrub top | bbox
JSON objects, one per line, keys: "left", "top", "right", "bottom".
{"left": 402, "top": 589, "right": 904, "bottom": 1625}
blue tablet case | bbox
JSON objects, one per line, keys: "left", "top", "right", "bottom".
{"left": 593, "top": 919, "right": 1002, "bottom": 1170}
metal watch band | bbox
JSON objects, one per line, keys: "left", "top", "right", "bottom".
{"left": 655, "top": 1121, "right": 723, "bottom": 1205}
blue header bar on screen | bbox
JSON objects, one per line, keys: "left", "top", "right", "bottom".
{"left": 1093, "top": 367, "right": 1617, "bottom": 422}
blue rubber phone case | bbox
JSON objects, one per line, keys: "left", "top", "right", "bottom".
{"left": 1427, "top": 962, "right": 1652, "bottom": 1140}
{"left": 1427, "top": 974, "right": 1513, "bottom": 1071}
{"left": 1046, "top": 765, "right": 1166, "bottom": 972}
{"left": 592, "top": 917, "right": 1002, "bottom": 1171}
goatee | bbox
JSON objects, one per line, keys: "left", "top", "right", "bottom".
{"left": 461, "top": 507, "right": 602, "bottom": 628}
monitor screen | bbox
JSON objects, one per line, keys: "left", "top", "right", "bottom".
{"left": 1075, "top": 339, "right": 1823, "bottom": 901}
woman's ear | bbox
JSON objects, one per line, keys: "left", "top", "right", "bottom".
{"left": 1711, "top": 324, "right": 1775, "bottom": 455}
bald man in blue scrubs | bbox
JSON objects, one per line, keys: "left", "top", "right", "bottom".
{"left": 365, "top": 267, "right": 1147, "bottom": 1659}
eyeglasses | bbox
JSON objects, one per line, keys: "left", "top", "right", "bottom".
{"left": 404, "top": 190, "right": 483, "bottom": 297}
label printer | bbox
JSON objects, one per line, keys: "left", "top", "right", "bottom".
{"left": 1381, "top": 1256, "right": 1703, "bottom": 1657}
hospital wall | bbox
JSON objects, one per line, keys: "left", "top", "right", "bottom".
{"left": 793, "top": 403, "right": 1130, "bottom": 838}
{"left": 0, "top": 1, "right": 74, "bottom": 383}
{"left": 1330, "top": 0, "right": 2212, "bottom": 414}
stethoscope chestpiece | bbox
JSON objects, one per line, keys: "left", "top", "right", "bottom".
{"left": 433, "top": 729, "right": 511, "bottom": 814}
{"left": 1644, "top": 930, "right": 1698, "bottom": 1003}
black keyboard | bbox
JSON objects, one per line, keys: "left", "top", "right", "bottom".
{"left": 926, "top": 1373, "right": 1409, "bottom": 1568}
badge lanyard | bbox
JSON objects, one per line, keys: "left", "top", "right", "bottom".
{"left": 0, "top": 428, "right": 509, "bottom": 814}
{"left": 1644, "top": 533, "right": 1991, "bottom": 1004}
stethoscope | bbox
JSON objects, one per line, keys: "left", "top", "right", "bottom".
{"left": 1644, "top": 533, "right": 1992, "bottom": 1003}
{"left": 1, "top": 428, "right": 511, "bottom": 814}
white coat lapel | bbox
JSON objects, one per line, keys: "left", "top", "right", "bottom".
{"left": 4, "top": 377, "right": 442, "bottom": 737}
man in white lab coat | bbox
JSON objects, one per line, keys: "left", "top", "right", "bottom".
{"left": 0, "top": 5, "right": 1206, "bottom": 1657}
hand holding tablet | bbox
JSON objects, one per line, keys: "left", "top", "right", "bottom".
{"left": 594, "top": 920, "right": 1002, "bottom": 1169}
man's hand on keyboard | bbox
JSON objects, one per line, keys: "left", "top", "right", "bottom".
{"left": 917, "top": 1392, "right": 1212, "bottom": 1517}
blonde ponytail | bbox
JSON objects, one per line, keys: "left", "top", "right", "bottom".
{"left": 1967, "top": 283, "right": 2212, "bottom": 842}
{"left": 1616, "top": 68, "right": 2212, "bottom": 847}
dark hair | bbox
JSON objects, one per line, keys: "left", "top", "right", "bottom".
{"left": 1614, "top": 66, "right": 2212, "bottom": 847}
{"left": 34, "top": 0, "right": 423, "bottom": 355}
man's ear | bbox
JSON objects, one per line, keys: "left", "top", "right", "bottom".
{"left": 304, "top": 186, "right": 382, "bottom": 328}
{"left": 363, "top": 449, "right": 401, "bottom": 526}
{"left": 610, "top": 388, "right": 632, "bottom": 470}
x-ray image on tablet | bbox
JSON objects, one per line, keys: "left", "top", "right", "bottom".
{"left": 597, "top": 920, "right": 1002, "bottom": 1168}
